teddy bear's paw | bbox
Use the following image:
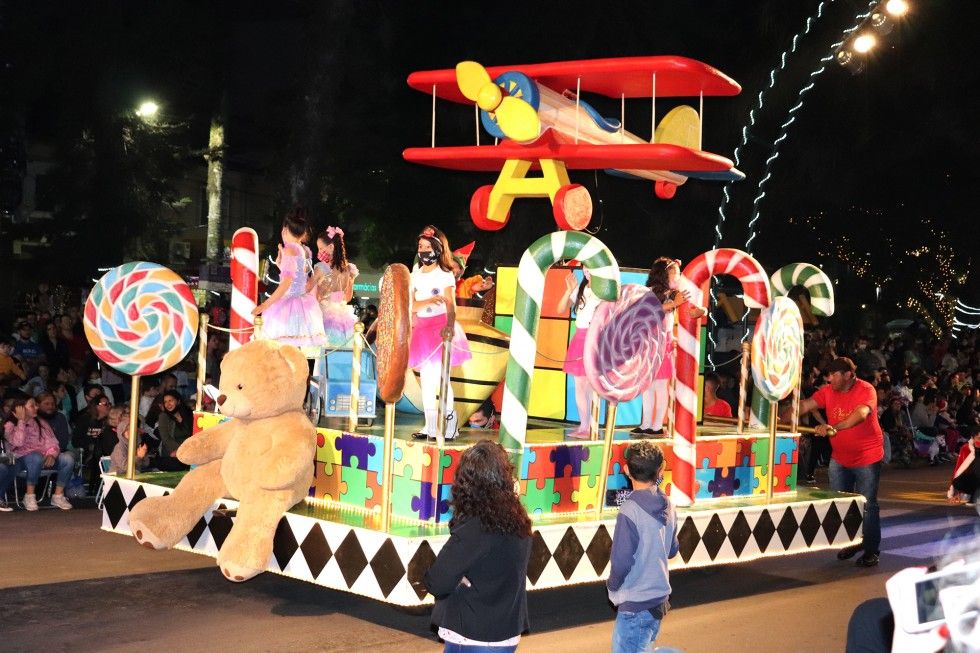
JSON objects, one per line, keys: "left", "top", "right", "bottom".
{"left": 129, "top": 519, "right": 169, "bottom": 550}
{"left": 129, "top": 498, "right": 182, "bottom": 550}
{"left": 219, "top": 559, "right": 263, "bottom": 583}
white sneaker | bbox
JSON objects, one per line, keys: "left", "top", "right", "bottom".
{"left": 23, "top": 494, "right": 38, "bottom": 511}
{"left": 0, "top": 500, "right": 12, "bottom": 512}
{"left": 51, "top": 494, "right": 73, "bottom": 510}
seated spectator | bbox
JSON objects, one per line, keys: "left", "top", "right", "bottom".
{"left": 71, "top": 394, "right": 117, "bottom": 495}
{"left": 108, "top": 413, "right": 148, "bottom": 475}
{"left": 36, "top": 392, "right": 73, "bottom": 456}
{"left": 144, "top": 373, "right": 178, "bottom": 432}
{"left": 40, "top": 321, "right": 69, "bottom": 371}
{"left": 12, "top": 321, "right": 43, "bottom": 372}
{"left": 879, "top": 395, "right": 913, "bottom": 468}
{"left": 702, "top": 373, "right": 733, "bottom": 418}
{"left": 1, "top": 397, "right": 74, "bottom": 510}
{"left": 21, "top": 362, "right": 49, "bottom": 397}
{"left": 948, "top": 426, "right": 980, "bottom": 504}
{"left": 0, "top": 338, "right": 27, "bottom": 386}
{"left": 153, "top": 390, "right": 192, "bottom": 471}
{"left": 76, "top": 369, "right": 115, "bottom": 409}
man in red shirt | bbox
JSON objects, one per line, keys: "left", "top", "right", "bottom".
{"left": 702, "top": 373, "right": 733, "bottom": 418}
{"left": 796, "top": 357, "right": 883, "bottom": 568}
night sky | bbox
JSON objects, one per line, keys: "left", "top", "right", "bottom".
{"left": 3, "top": 1, "right": 978, "bottom": 315}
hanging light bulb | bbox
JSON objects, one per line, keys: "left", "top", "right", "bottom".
{"left": 885, "top": 0, "right": 909, "bottom": 17}
{"left": 853, "top": 33, "right": 877, "bottom": 53}
{"left": 836, "top": 49, "right": 854, "bottom": 66}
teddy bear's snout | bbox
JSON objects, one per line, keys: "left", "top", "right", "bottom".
{"left": 217, "top": 394, "right": 227, "bottom": 405}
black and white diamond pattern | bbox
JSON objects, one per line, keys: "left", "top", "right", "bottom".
{"left": 101, "top": 476, "right": 866, "bottom": 606}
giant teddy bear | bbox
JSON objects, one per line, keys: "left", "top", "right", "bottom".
{"left": 128, "top": 338, "right": 316, "bottom": 582}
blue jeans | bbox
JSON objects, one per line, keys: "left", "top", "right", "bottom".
{"left": 0, "top": 462, "right": 12, "bottom": 497}
{"left": 15, "top": 452, "right": 75, "bottom": 489}
{"left": 829, "top": 459, "right": 881, "bottom": 553}
{"left": 612, "top": 609, "right": 662, "bottom": 653}
{"left": 443, "top": 643, "right": 517, "bottom": 653}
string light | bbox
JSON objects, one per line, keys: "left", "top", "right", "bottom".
{"left": 707, "top": 1, "right": 833, "bottom": 368}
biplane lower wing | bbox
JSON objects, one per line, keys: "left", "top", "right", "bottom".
{"left": 402, "top": 140, "right": 737, "bottom": 174}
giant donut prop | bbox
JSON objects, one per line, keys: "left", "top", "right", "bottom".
{"left": 376, "top": 263, "right": 411, "bottom": 404}
{"left": 584, "top": 284, "right": 667, "bottom": 403}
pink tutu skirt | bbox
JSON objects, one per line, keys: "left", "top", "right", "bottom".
{"left": 262, "top": 294, "right": 327, "bottom": 348}
{"left": 409, "top": 314, "right": 471, "bottom": 369}
{"left": 564, "top": 327, "right": 587, "bottom": 377}
{"left": 319, "top": 293, "right": 357, "bottom": 348}
{"left": 655, "top": 338, "right": 675, "bottom": 380}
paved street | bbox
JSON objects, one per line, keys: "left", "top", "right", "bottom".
{"left": 1, "top": 462, "right": 975, "bottom": 652}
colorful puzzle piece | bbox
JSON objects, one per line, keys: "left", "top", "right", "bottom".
{"left": 312, "top": 462, "right": 344, "bottom": 501}
{"left": 521, "top": 477, "right": 561, "bottom": 515}
{"left": 735, "top": 438, "right": 753, "bottom": 467}
{"left": 775, "top": 436, "right": 799, "bottom": 465}
{"left": 391, "top": 469, "right": 420, "bottom": 518}
{"left": 364, "top": 470, "right": 382, "bottom": 511}
{"left": 551, "top": 445, "right": 589, "bottom": 478}
{"left": 316, "top": 427, "right": 342, "bottom": 465}
{"left": 553, "top": 476, "right": 578, "bottom": 512}
{"left": 527, "top": 445, "right": 558, "bottom": 480}
{"left": 607, "top": 462, "right": 629, "bottom": 490}
{"left": 733, "top": 466, "right": 757, "bottom": 495}
{"left": 438, "top": 448, "right": 462, "bottom": 485}
{"left": 335, "top": 433, "right": 376, "bottom": 471}
{"left": 772, "top": 462, "right": 797, "bottom": 492}
{"left": 753, "top": 464, "right": 768, "bottom": 495}
{"left": 695, "top": 465, "right": 716, "bottom": 499}
{"left": 339, "top": 466, "right": 372, "bottom": 508}
{"left": 697, "top": 439, "right": 725, "bottom": 470}
{"left": 751, "top": 438, "right": 770, "bottom": 471}
{"left": 707, "top": 467, "right": 741, "bottom": 498}
{"left": 578, "top": 445, "right": 602, "bottom": 477}
{"left": 572, "top": 475, "right": 600, "bottom": 511}
{"left": 393, "top": 440, "right": 429, "bottom": 481}
{"left": 412, "top": 481, "right": 438, "bottom": 521}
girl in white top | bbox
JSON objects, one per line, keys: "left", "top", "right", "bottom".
{"left": 408, "top": 229, "right": 471, "bottom": 439}
{"left": 557, "top": 267, "right": 602, "bottom": 438}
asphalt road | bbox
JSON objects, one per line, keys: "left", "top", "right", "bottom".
{"left": 1, "top": 462, "right": 975, "bottom": 653}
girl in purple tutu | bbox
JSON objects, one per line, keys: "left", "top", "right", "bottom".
{"left": 312, "top": 226, "right": 359, "bottom": 348}
{"left": 409, "top": 227, "right": 471, "bottom": 440}
{"left": 253, "top": 207, "right": 327, "bottom": 351}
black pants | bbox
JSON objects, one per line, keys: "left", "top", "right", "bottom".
{"left": 952, "top": 458, "right": 980, "bottom": 498}
{"left": 152, "top": 455, "right": 189, "bottom": 472}
{"left": 845, "top": 597, "right": 893, "bottom": 653}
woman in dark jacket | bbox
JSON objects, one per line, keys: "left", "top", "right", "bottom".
{"left": 423, "top": 440, "right": 532, "bottom": 652}
{"left": 153, "top": 390, "right": 192, "bottom": 471}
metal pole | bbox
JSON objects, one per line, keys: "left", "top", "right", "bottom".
{"left": 196, "top": 314, "right": 209, "bottom": 412}
{"left": 703, "top": 414, "right": 818, "bottom": 435}
{"left": 766, "top": 402, "right": 778, "bottom": 503}
{"left": 435, "top": 302, "right": 456, "bottom": 447}
{"left": 253, "top": 315, "right": 264, "bottom": 340}
{"left": 349, "top": 322, "right": 364, "bottom": 433}
{"left": 593, "top": 403, "right": 618, "bottom": 519}
{"left": 791, "top": 377, "right": 801, "bottom": 434}
{"left": 126, "top": 375, "right": 140, "bottom": 480}
{"left": 736, "top": 342, "right": 750, "bottom": 434}
{"left": 589, "top": 391, "right": 600, "bottom": 440}
{"left": 380, "top": 402, "right": 396, "bottom": 531}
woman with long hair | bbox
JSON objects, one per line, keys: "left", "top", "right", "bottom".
{"left": 557, "top": 266, "right": 601, "bottom": 438}
{"left": 633, "top": 257, "right": 704, "bottom": 436}
{"left": 311, "top": 225, "right": 359, "bottom": 348}
{"left": 423, "top": 441, "right": 532, "bottom": 652}
{"left": 409, "top": 227, "right": 471, "bottom": 440}
{"left": 252, "top": 206, "right": 327, "bottom": 348}
{"left": 2, "top": 397, "right": 75, "bottom": 510}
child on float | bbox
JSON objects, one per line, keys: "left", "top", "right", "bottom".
{"left": 633, "top": 257, "right": 705, "bottom": 437}
{"left": 310, "top": 226, "right": 359, "bottom": 348}
{"left": 557, "top": 263, "right": 601, "bottom": 439}
{"left": 608, "top": 440, "right": 678, "bottom": 651}
{"left": 409, "top": 228, "right": 471, "bottom": 440}
{"left": 252, "top": 207, "right": 327, "bottom": 350}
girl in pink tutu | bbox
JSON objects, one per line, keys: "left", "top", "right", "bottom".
{"left": 558, "top": 266, "right": 601, "bottom": 438}
{"left": 312, "top": 226, "right": 359, "bottom": 348}
{"left": 409, "top": 227, "right": 471, "bottom": 440}
{"left": 252, "top": 207, "right": 327, "bottom": 351}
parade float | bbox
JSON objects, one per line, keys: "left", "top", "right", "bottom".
{"left": 97, "top": 56, "right": 865, "bottom": 607}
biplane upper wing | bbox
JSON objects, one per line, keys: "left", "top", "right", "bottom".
{"left": 407, "top": 56, "right": 740, "bottom": 104}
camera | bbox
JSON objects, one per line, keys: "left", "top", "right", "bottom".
{"left": 893, "top": 560, "right": 980, "bottom": 633}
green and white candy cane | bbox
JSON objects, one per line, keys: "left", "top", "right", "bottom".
{"left": 750, "top": 263, "right": 835, "bottom": 428}
{"left": 498, "top": 231, "right": 619, "bottom": 449}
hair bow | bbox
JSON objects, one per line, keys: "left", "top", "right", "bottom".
{"left": 421, "top": 227, "right": 435, "bottom": 237}
{"left": 326, "top": 226, "right": 344, "bottom": 239}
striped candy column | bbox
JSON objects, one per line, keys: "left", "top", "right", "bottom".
{"left": 230, "top": 228, "right": 259, "bottom": 351}
{"left": 673, "top": 249, "right": 771, "bottom": 506}
{"left": 750, "top": 263, "right": 835, "bottom": 427}
{"left": 498, "top": 231, "right": 619, "bottom": 450}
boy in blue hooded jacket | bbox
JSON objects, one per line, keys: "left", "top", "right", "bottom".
{"left": 607, "top": 441, "right": 679, "bottom": 652}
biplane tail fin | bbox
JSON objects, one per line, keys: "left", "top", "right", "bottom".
{"left": 653, "top": 105, "right": 700, "bottom": 149}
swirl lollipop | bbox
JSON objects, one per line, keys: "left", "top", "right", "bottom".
{"left": 584, "top": 284, "right": 668, "bottom": 403}
{"left": 750, "top": 296, "right": 804, "bottom": 402}
{"left": 84, "top": 262, "right": 200, "bottom": 376}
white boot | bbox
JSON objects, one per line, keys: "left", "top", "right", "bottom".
{"left": 444, "top": 410, "right": 459, "bottom": 441}
{"left": 414, "top": 409, "right": 438, "bottom": 440}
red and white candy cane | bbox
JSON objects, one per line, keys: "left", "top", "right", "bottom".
{"left": 230, "top": 227, "right": 259, "bottom": 351}
{"left": 673, "top": 248, "right": 771, "bottom": 506}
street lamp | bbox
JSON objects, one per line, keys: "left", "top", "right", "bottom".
{"left": 135, "top": 100, "right": 160, "bottom": 122}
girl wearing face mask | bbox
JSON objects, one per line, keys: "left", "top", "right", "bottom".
{"left": 310, "top": 226, "right": 359, "bottom": 348}
{"left": 633, "top": 258, "right": 704, "bottom": 437}
{"left": 557, "top": 265, "right": 602, "bottom": 438}
{"left": 409, "top": 228, "right": 471, "bottom": 440}
{"left": 252, "top": 206, "right": 327, "bottom": 348}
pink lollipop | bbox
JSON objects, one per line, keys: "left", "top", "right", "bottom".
{"left": 584, "top": 284, "right": 668, "bottom": 403}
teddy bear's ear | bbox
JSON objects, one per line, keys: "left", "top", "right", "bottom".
{"left": 276, "top": 344, "right": 305, "bottom": 376}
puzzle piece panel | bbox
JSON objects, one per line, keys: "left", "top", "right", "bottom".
{"left": 312, "top": 462, "right": 344, "bottom": 502}
{"left": 773, "top": 462, "right": 797, "bottom": 493}
{"left": 707, "top": 466, "right": 741, "bottom": 498}
{"left": 775, "top": 436, "right": 799, "bottom": 465}
{"left": 551, "top": 444, "right": 588, "bottom": 478}
{"left": 521, "top": 478, "right": 560, "bottom": 515}
{"left": 339, "top": 466, "right": 371, "bottom": 508}
{"left": 553, "top": 476, "right": 577, "bottom": 513}
{"left": 572, "top": 475, "right": 600, "bottom": 511}
{"left": 697, "top": 439, "right": 725, "bottom": 470}
{"left": 335, "top": 433, "right": 376, "bottom": 471}
{"left": 315, "top": 427, "right": 342, "bottom": 465}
